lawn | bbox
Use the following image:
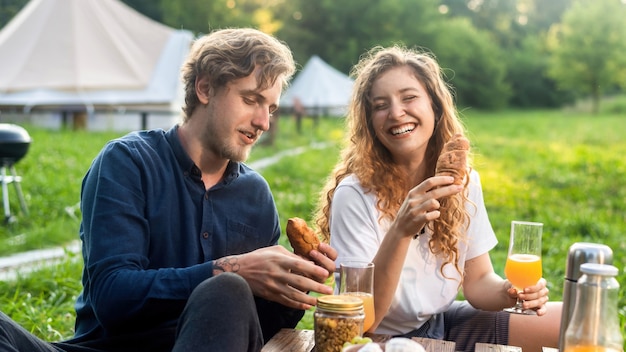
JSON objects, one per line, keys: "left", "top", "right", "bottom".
{"left": 0, "top": 109, "right": 624, "bottom": 341}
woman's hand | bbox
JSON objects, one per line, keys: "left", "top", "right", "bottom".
{"left": 290, "top": 242, "right": 337, "bottom": 284}
{"left": 510, "top": 278, "right": 550, "bottom": 316}
{"left": 392, "top": 175, "right": 463, "bottom": 238}
{"left": 307, "top": 242, "right": 337, "bottom": 279}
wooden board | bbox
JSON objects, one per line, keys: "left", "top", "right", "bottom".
{"left": 263, "top": 329, "right": 534, "bottom": 352}
{"left": 413, "top": 337, "right": 456, "bottom": 352}
{"left": 475, "top": 342, "right": 523, "bottom": 352}
{"left": 262, "top": 329, "right": 315, "bottom": 352}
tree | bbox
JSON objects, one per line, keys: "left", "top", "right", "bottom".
{"left": 441, "top": 0, "right": 522, "bottom": 49}
{"left": 529, "top": 0, "right": 572, "bottom": 33}
{"left": 438, "top": 0, "right": 574, "bottom": 109}
{"left": 432, "top": 17, "right": 511, "bottom": 109}
{"left": 124, "top": 0, "right": 289, "bottom": 37}
{"left": 275, "top": 0, "right": 442, "bottom": 74}
{"left": 507, "top": 36, "right": 574, "bottom": 108}
{"left": 0, "top": 0, "right": 27, "bottom": 29}
{"left": 121, "top": 0, "right": 163, "bottom": 23}
{"left": 546, "top": 0, "right": 626, "bottom": 114}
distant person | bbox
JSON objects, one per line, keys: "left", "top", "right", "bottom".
{"left": 0, "top": 27, "right": 336, "bottom": 352}
{"left": 293, "top": 96, "right": 305, "bottom": 134}
{"left": 314, "top": 45, "right": 561, "bottom": 352}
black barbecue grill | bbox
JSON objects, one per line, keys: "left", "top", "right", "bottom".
{"left": 0, "top": 123, "right": 31, "bottom": 222}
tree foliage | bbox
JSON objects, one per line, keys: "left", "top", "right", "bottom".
{"left": 506, "top": 36, "right": 574, "bottom": 108}
{"left": 124, "top": 0, "right": 285, "bottom": 35}
{"left": 431, "top": 17, "right": 510, "bottom": 109}
{"left": 275, "top": 0, "right": 441, "bottom": 74}
{"left": 0, "top": 0, "right": 27, "bottom": 27}
{"left": 1, "top": 0, "right": 624, "bottom": 111}
{"left": 546, "top": 0, "right": 626, "bottom": 113}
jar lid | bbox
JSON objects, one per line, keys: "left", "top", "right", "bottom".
{"left": 580, "top": 263, "right": 619, "bottom": 276}
{"left": 317, "top": 295, "right": 364, "bottom": 312}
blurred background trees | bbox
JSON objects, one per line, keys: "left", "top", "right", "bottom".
{"left": 546, "top": 0, "right": 626, "bottom": 114}
{"left": 1, "top": 0, "right": 625, "bottom": 112}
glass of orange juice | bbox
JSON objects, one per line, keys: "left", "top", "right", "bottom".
{"left": 504, "top": 220, "right": 543, "bottom": 315}
{"left": 339, "top": 261, "right": 375, "bottom": 332}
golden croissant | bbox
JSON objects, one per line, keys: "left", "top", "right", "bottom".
{"left": 435, "top": 133, "right": 469, "bottom": 185}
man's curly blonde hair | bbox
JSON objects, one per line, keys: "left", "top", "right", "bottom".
{"left": 180, "top": 28, "right": 295, "bottom": 121}
{"left": 314, "top": 45, "right": 471, "bottom": 278}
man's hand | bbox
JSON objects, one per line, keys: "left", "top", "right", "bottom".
{"left": 216, "top": 246, "right": 335, "bottom": 310}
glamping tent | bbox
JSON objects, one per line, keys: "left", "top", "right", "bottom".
{"left": 0, "top": 0, "right": 193, "bottom": 131}
{"left": 280, "top": 55, "right": 353, "bottom": 117}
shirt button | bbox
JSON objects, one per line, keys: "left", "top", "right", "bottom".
{"left": 204, "top": 193, "right": 209, "bottom": 200}
{"left": 202, "top": 232, "right": 209, "bottom": 239}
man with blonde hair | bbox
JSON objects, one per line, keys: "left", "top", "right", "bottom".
{"left": 0, "top": 28, "right": 336, "bottom": 352}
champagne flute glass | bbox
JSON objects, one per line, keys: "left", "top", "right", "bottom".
{"left": 504, "top": 220, "right": 543, "bottom": 315}
{"left": 339, "top": 261, "right": 375, "bottom": 332}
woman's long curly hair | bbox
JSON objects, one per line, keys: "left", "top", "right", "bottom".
{"left": 314, "top": 45, "right": 471, "bottom": 278}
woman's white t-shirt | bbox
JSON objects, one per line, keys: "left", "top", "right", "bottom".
{"left": 330, "top": 170, "right": 497, "bottom": 335}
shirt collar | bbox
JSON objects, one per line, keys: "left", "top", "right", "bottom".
{"left": 166, "top": 124, "right": 196, "bottom": 175}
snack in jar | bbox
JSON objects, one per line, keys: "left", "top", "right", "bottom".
{"left": 315, "top": 295, "right": 364, "bottom": 352}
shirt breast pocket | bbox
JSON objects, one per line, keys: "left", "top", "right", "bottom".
{"left": 226, "top": 219, "right": 263, "bottom": 254}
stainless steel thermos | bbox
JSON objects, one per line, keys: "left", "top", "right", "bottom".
{"left": 558, "top": 242, "right": 613, "bottom": 351}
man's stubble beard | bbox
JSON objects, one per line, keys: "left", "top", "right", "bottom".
{"left": 203, "top": 130, "right": 253, "bottom": 163}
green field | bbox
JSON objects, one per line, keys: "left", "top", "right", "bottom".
{"left": 0, "top": 109, "right": 624, "bottom": 341}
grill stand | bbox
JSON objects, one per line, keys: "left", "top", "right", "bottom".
{"left": 0, "top": 163, "right": 28, "bottom": 223}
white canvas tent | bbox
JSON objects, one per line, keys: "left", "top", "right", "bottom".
{"left": 0, "top": 0, "right": 193, "bottom": 131}
{"left": 280, "top": 55, "right": 353, "bottom": 117}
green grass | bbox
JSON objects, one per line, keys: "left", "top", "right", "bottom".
{"left": 0, "top": 110, "right": 625, "bottom": 341}
{"left": 0, "top": 128, "right": 125, "bottom": 255}
{"left": 0, "top": 252, "right": 82, "bottom": 340}
{"left": 464, "top": 110, "right": 626, "bottom": 282}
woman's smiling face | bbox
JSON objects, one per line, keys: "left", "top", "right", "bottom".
{"left": 369, "top": 65, "right": 436, "bottom": 163}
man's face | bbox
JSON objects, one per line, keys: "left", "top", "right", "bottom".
{"left": 201, "top": 68, "right": 282, "bottom": 162}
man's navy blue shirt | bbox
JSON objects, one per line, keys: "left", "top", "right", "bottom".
{"left": 73, "top": 125, "right": 281, "bottom": 339}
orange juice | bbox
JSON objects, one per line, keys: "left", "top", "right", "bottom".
{"left": 504, "top": 253, "right": 542, "bottom": 290}
{"left": 565, "top": 346, "right": 622, "bottom": 352}
{"left": 344, "top": 292, "right": 375, "bottom": 331}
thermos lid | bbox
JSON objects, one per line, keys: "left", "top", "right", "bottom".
{"left": 565, "top": 242, "right": 613, "bottom": 280}
{"left": 580, "top": 263, "right": 619, "bottom": 276}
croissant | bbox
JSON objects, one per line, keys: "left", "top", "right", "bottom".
{"left": 286, "top": 217, "right": 320, "bottom": 260}
{"left": 435, "top": 133, "right": 469, "bottom": 185}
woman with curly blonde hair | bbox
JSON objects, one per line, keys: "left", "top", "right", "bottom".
{"left": 314, "top": 46, "right": 560, "bottom": 352}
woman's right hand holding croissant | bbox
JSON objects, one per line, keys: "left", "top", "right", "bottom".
{"left": 391, "top": 175, "right": 463, "bottom": 239}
